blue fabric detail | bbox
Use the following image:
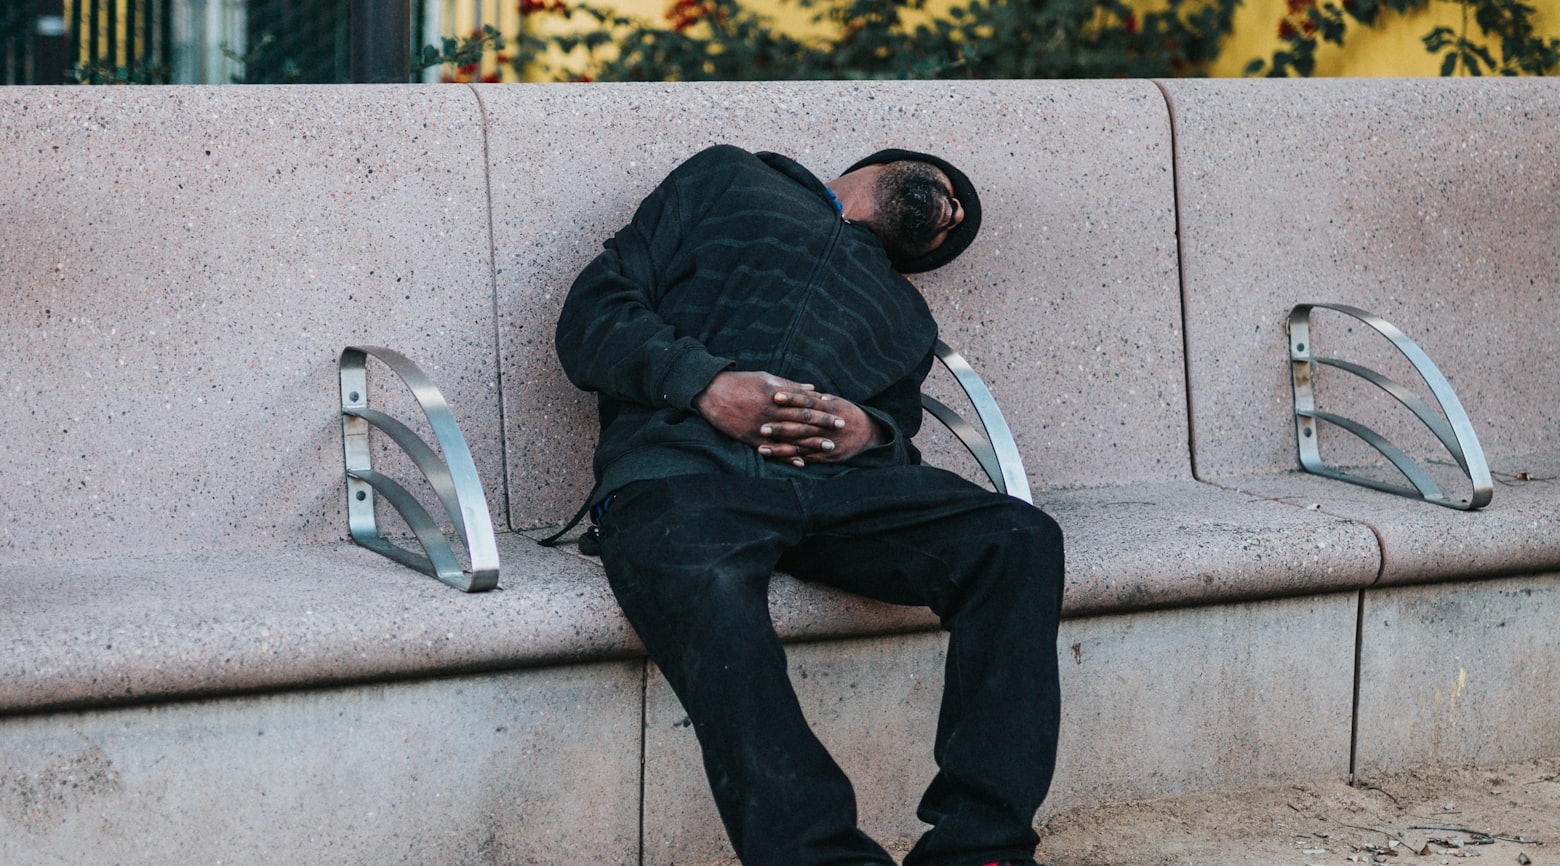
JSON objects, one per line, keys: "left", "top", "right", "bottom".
{"left": 825, "top": 186, "right": 843, "bottom": 214}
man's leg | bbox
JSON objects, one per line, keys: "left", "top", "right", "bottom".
{"left": 597, "top": 474, "right": 898, "bottom": 866}
{"left": 779, "top": 466, "right": 1065, "bottom": 866}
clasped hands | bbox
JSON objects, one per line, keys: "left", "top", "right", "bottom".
{"left": 691, "top": 370, "right": 884, "bottom": 467}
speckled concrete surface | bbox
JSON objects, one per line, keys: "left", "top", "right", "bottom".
{"left": 643, "top": 594, "right": 1357, "bottom": 864}
{"left": 0, "top": 661, "right": 642, "bottom": 865}
{"left": 1206, "top": 456, "right": 1560, "bottom": 586}
{"left": 1162, "top": 77, "right": 1560, "bottom": 589}
{"left": 1355, "top": 573, "right": 1560, "bottom": 775}
{"left": 0, "top": 479, "right": 1374, "bottom": 717}
{"left": 475, "top": 80, "right": 1190, "bottom": 531}
{"left": 4, "top": 80, "right": 1552, "bottom": 865}
{"left": 0, "top": 534, "right": 629, "bottom": 714}
{"left": 1049, "top": 594, "right": 1356, "bottom": 812}
{"left": 1163, "top": 77, "right": 1560, "bottom": 481}
{"left": 1042, "top": 478, "right": 1379, "bottom": 614}
{"left": 0, "top": 85, "right": 504, "bottom": 567}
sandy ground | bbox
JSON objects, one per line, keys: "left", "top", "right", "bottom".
{"left": 688, "top": 757, "right": 1560, "bottom": 866}
{"left": 1029, "top": 757, "right": 1560, "bottom": 866}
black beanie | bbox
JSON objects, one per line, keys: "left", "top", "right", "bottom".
{"left": 845, "top": 148, "right": 982, "bottom": 274}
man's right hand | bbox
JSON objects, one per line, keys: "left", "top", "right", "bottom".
{"left": 692, "top": 370, "right": 884, "bottom": 467}
{"left": 691, "top": 371, "right": 847, "bottom": 467}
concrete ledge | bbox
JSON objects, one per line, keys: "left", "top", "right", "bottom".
{"left": 1355, "top": 573, "right": 1560, "bottom": 775}
{"left": 0, "top": 660, "right": 643, "bottom": 865}
{"left": 0, "top": 537, "right": 624, "bottom": 715}
{"left": 0, "top": 478, "right": 1381, "bottom": 717}
{"left": 1044, "top": 480, "right": 1378, "bottom": 616}
{"left": 1209, "top": 459, "right": 1560, "bottom": 586}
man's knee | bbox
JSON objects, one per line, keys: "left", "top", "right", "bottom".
{"left": 989, "top": 500, "right": 1065, "bottom": 606}
{"left": 990, "top": 498, "right": 1064, "bottom": 556}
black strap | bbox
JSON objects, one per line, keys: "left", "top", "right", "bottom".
{"left": 537, "top": 500, "right": 591, "bottom": 548}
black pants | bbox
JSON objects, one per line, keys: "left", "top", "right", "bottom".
{"left": 597, "top": 466, "right": 1065, "bottom": 866}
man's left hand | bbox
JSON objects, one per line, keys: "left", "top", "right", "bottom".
{"left": 757, "top": 388, "right": 884, "bottom": 466}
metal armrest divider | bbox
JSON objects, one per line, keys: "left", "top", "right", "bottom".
{"left": 922, "top": 339, "right": 1033, "bottom": 504}
{"left": 339, "top": 345, "right": 501, "bottom": 591}
{"left": 1288, "top": 304, "right": 1492, "bottom": 510}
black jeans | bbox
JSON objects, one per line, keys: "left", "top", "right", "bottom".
{"left": 597, "top": 466, "right": 1064, "bottom": 866}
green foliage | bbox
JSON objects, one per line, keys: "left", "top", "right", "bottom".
{"left": 548, "top": 0, "right": 813, "bottom": 80}
{"left": 523, "top": 0, "right": 1240, "bottom": 79}
{"left": 57, "top": 0, "right": 1557, "bottom": 84}
{"left": 509, "top": 0, "right": 1557, "bottom": 81}
{"left": 1247, "top": 0, "right": 1560, "bottom": 75}
{"left": 414, "top": 25, "right": 508, "bottom": 75}
{"left": 68, "top": 60, "right": 172, "bottom": 85}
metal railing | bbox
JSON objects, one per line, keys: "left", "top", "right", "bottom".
{"left": 339, "top": 346, "right": 500, "bottom": 592}
{"left": 1288, "top": 303, "right": 1492, "bottom": 510}
{"left": 922, "top": 339, "right": 1033, "bottom": 504}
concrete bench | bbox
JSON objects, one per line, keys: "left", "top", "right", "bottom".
{"left": 1161, "top": 77, "right": 1560, "bottom": 777}
{"left": 0, "top": 79, "right": 1547, "bottom": 865}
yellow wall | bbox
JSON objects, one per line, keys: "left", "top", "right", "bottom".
{"left": 1209, "top": 0, "right": 1557, "bottom": 76}
{"left": 438, "top": 0, "right": 1560, "bottom": 80}
{"left": 438, "top": 0, "right": 667, "bottom": 80}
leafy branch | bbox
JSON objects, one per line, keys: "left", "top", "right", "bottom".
{"left": 1247, "top": 0, "right": 1559, "bottom": 75}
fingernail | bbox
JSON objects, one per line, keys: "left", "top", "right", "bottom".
{"left": 821, "top": 440, "right": 835, "bottom": 450}
{"left": 758, "top": 446, "right": 772, "bottom": 456}
{"left": 760, "top": 425, "right": 772, "bottom": 436}
{"left": 833, "top": 418, "right": 845, "bottom": 428}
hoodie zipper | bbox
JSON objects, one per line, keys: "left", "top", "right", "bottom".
{"left": 769, "top": 216, "right": 845, "bottom": 375}
{"left": 753, "top": 212, "right": 844, "bottom": 478}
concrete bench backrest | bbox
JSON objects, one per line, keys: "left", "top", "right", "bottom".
{"left": 1165, "top": 79, "right": 1560, "bottom": 487}
{"left": 485, "top": 81, "right": 1191, "bottom": 530}
{"left": 0, "top": 86, "right": 506, "bottom": 567}
{"left": 1, "top": 81, "right": 1190, "bottom": 564}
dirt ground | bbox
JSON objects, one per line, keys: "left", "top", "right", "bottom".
{"left": 689, "top": 757, "right": 1560, "bottom": 866}
{"left": 1026, "top": 757, "right": 1560, "bottom": 866}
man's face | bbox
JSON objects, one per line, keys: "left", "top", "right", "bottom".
{"left": 872, "top": 161, "right": 965, "bottom": 260}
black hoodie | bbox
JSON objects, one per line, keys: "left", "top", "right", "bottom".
{"left": 555, "top": 145, "right": 938, "bottom": 507}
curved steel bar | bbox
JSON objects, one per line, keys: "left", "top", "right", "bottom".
{"left": 1312, "top": 358, "right": 1470, "bottom": 472}
{"left": 921, "top": 394, "right": 1006, "bottom": 495}
{"left": 339, "top": 346, "right": 500, "bottom": 592}
{"left": 344, "top": 407, "right": 468, "bottom": 539}
{"left": 1289, "top": 304, "right": 1491, "bottom": 510}
{"left": 347, "top": 468, "right": 468, "bottom": 583}
{"left": 927, "top": 340, "right": 1033, "bottom": 504}
{"left": 1297, "top": 410, "right": 1448, "bottom": 503}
